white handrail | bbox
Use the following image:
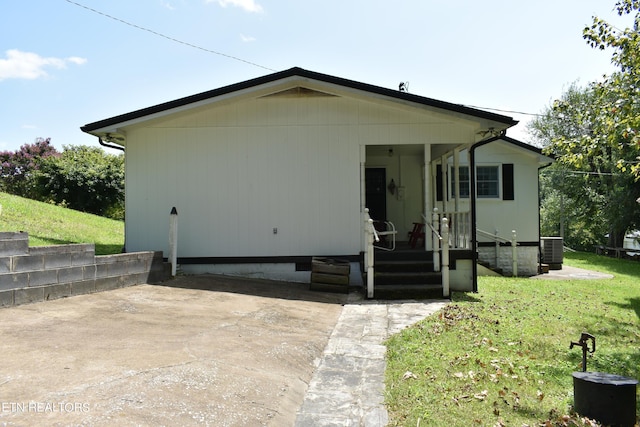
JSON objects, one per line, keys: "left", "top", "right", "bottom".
{"left": 477, "top": 228, "right": 518, "bottom": 277}
{"left": 428, "top": 210, "right": 441, "bottom": 272}
{"left": 477, "top": 228, "right": 511, "bottom": 244}
{"left": 441, "top": 217, "right": 450, "bottom": 297}
{"left": 425, "top": 209, "right": 449, "bottom": 295}
{"left": 374, "top": 220, "right": 397, "bottom": 251}
{"left": 424, "top": 217, "right": 442, "bottom": 241}
{"left": 439, "top": 211, "right": 470, "bottom": 249}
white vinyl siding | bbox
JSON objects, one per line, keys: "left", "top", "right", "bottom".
{"left": 123, "top": 93, "right": 475, "bottom": 258}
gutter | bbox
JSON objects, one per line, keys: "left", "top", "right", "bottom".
{"left": 537, "top": 161, "right": 554, "bottom": 273}
{"left": 469, "top": 132, "right": 504, "bottom": 292}
{"left": 98, "top": 137, "right": 125, "bottom": 152}
{"left": 98, "top": 136, "right": 126, "bottom": 253}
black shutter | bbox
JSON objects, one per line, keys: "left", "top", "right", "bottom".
{"left": 436, "top": 164, "right": 443, "bottom": 201}
{"left": 502, "top": 163, "right": 514, "bottom": 200}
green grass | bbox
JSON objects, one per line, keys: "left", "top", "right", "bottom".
{"left": 385, "top": 252, "right": 639, "bottom": 426}
{"left": 0, "top": 192, "right": 124, "bottom": 255}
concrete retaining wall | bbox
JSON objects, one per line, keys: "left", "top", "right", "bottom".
{"left": 478, "top": 245, "right": 539, "bottom": 277}
{"left": 0, "top": 232, "right": 171, "bottom": 308}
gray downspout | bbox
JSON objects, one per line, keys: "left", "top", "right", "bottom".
{"left": 469, "top": 132, "right": 503, "bottom": 292}
{"left": 537, "top": 162, "right": 553, "bottom": 274}
{"left": 98, "top": 137, "right": 126, "bottom": 252}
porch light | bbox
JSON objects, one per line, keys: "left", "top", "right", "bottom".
{"left": 388, "top": 178, "right": 397, "bottom": 195}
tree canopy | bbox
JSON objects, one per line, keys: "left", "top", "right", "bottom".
{"left": 37, "top": 145, "right": 124, "bottom": 219}
{"left": 0, "top": 139, "right": 124, "bottom": 220}
{"left": 0, "top": 138, "right": 59, "bottom": 199}
{"left": 529, "top": 0, "right": 640, "bottom": 248}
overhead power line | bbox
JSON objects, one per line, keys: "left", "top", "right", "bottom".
{"left": 463, "top": 104, "right": 543, "bottom": 117}
{"left": 64, "top": 1, "right": 544, "bottom": 118}
{"left": 64, "top": 0, "right": 276, "bottom": 72}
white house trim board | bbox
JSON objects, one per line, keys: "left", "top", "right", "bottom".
{"left": 82, "top": 67, "right": 517, "bottom": 143}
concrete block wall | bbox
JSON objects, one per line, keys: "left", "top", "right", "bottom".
{"left": 0, "top": 232, "right": 171, "bottom": 308}
{"left": 478, "top": 245, "right": 539, "bottom": 277}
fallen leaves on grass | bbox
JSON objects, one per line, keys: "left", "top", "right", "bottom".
{"left": 402, "top": 371, "right": 417, "bottom": 380}
{"left": 473, "top": 390, "right": 488, "bottom": 400}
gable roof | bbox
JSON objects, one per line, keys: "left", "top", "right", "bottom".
{"left": 81, "top": 67, "right": 518, "bottom": 137}
{"left": 493, "top": 135, "right": 554, "bottom": 164}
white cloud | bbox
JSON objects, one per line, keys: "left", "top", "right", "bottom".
{"left": 211, "top": 0, "right": 263, "bottom": 13}
{"left": 66, "top": 56, "right": 88, "bottom": 65}
{"left": 0, "top": 49, "right": 87, "bottom": 81}
{"left": 240, "top": 33, "right": 256, "bottom": 42}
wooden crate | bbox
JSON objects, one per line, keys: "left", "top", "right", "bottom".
{"left": 310, "top": 257, "right": 350, "bottom": 293}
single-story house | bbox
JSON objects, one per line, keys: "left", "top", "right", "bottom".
{"left": 81, "top": 67, "right": 553, "bottom": 296}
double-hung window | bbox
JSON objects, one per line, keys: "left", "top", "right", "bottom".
{"left": 441, "top": 164, "right": 513, "bottom": 201}
{"left": 451, "top": 166, "right": 470, "bottom": 198}
{"left": 476, "top": 166, "right": 500, "bottom": 198}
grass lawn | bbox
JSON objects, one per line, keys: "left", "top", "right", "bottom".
{"left": 0, "top": 192, "right": 124, "bottom": 255}
{"left": 385, "top": 252, "right": 639, "bottom": 426}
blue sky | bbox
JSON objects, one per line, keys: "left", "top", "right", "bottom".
{"left": 0, "top": 0, "right": 630, "bottom": 152}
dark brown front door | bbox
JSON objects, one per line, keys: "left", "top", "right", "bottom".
{"left": 365, "top": 168, "right": 386, "bottom": 222}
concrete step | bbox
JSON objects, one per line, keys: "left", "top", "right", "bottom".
{"left": 374, "top": 250, "right": 433, "bottom": 262}
{"left": 374, "top": 271, "right": 442, "bottom": 286}
{"left": 375, "top": 260, "right": 435, "bottom": 273}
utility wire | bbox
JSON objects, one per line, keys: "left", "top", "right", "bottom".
{"left": 64, "top": 0, "right": 276, "bottom": 72}
{"left": 541, "top": 168, "right": 622, "bottom": 177}
{"left": 65, "top": 1, "right": 546, "bottom": 117}
{"left": 463, "top": 104, "right": 543, "bottom": 117}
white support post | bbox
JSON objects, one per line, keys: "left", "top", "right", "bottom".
{"left": 360, "top": 146, "right": 367, "bottom": 254}
{"left": 432, "top": 208, "right": 440, "bottom": 272}
{"left": 169, "top": 207, "right": 178, "bottom": 277}
{"left": 494, "top": 229, "right": 500, "bottom": 268}
{"left": 453, "top": 148, "right": 460, "bottom": 214}
{"left": 441, "top": 217, "right": 450, "bottom": 298}
{"left": 512, "top": 230, "right": 518, "bottom": 277}
{"left": 441, "top": 154, "right": 447, "bottom": 213}
{"left": 424, "top": 144, "right": 432, "bottom": 251}
{"left": 363, "top": 208, "right": 370, "bottom": 271}
{"left": 367, "top": 218, "right": 375, "bottom": 299}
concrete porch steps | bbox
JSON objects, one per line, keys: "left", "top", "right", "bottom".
{"left": 366, "top": 249, "right": 445, "bottom": 299}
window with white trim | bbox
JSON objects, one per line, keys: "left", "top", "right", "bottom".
{"left": 444, "top": 164, "right": 509, "bottom": 201}
{"left": 476, "top": 165, "right": 500, "bottom": 198}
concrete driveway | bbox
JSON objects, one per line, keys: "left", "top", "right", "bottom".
{"left": 0, "top": 275, "right": 346, "bottom": 426}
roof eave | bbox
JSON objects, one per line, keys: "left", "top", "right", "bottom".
{"left": 80, "top": 67, "right": 518, "bottom": 135}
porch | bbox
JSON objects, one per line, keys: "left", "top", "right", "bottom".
{"left": 362, "top": 208, "right": 479, "bottom": 299}
{"left": 359, "top": 140, "right": 530, "bottom": 299}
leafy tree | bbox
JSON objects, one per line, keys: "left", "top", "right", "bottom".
{"left": 529, "top": 1, "right": 640, "bottom": 248}
{"left": 0, "top": 137, "right": 59, "bottom": 198}
{"left": 37, "top": 146, "right": 124, "bottom": 219}
{"left": 581, "top": 0, "right": 640, "bottom": 177}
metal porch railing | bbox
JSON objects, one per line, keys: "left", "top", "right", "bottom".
{"left": 477, "top": 228, "right": 518, "bottom": 277}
